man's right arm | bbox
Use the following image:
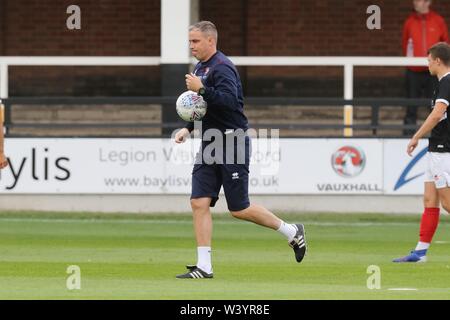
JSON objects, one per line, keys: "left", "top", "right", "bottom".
{"left": 407, "top": 80, "right": 450, "bottom": 155}
{"left": 175, "top": 127, "right": 191, "bottom": 144}
{"left": 407, "top": 102, "right": 447, "bottom": 155}
{"left": 0, "top": 104, "right": 8, "bottom": 169}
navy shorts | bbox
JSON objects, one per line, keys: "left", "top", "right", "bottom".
{"left": 191, "top": 134, "right": 251, "bottom": 211}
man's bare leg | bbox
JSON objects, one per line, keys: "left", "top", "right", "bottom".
{"left": 190, "top": 197, "right": 213, "bottom": 274}
{"left": 230, "top": 203, "right": 282, "bottom": 230}
{"left": 230, "top": 203, "right": 307, "bottom": 262}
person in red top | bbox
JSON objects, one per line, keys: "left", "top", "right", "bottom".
{"left": 402, "top": 0, "right": 449, "bottom": 135}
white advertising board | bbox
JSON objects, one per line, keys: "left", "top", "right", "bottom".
{"left": 0, "top": 138, "right": 383, "bottom": 194}
{"left": 383, "top": 139, "right": 428, "bottom": 195}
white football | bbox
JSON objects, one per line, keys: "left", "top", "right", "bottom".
{"left": 176, "top": 90, "right": 207, "bottom": 122}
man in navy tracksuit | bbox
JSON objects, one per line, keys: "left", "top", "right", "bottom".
{"left": 174, "top": 21, "right": 307, "bottom": 279}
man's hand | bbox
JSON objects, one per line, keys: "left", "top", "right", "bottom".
{"left": 185, "top": 73, "right": 203, "bottom": 92}
{"left": 407, "top": 137, "right": 419, "bottom": 156}
{"left": 174, "top": 128, "right": 190, "bottom": 144}
{"left": 406, "top": 102, "right": 447, "bottom": 157}
{"left": 0, "top": 153, "right": 8, "bottom": 169}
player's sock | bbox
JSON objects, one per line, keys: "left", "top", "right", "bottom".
{"left": 416, "top": 207, "right": 440, "bottom": 252}
{"left": 277, "top": 221, "right": 297, "bottom": 241}
{"left": 415, "top": 241, "right": 430, "bottom": 251}
{"left": 196, "top": 246, "right": 212, "bottom": 274}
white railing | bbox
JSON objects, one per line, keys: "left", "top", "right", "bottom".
{"left": 0, "top": 56, "right": 161, "bottom": 98}
{"left": 0, "top": 56, "right": 428, "bottom": 136}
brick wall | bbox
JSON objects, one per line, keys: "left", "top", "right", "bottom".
{"left": 2, "top": 0, "right": 159, "bottom": 56}
{"left": 200, "top": 0, "right": 450, "bottom": 96}
{"left": 2, "top": 0, "right": 160, "bottom": 96}
{"left": 201, "top": 0, "right": 450, "bottom": 56}
{"left": 2, "top": 0, "right": 450, "bottom": 96}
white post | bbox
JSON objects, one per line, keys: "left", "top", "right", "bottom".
{"left": 0, "top": 64, "right": 8, "bottom": 99}
{"left": 190, "top": 0, "right": 199, "bottom": 24}
{"left": 343, "top": 63, "right": 353, "bottom": 137}
{"left": 160, "top": 0, "right": 191, "bottom": 64}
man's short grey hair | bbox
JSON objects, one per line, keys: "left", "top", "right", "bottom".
{"left": 189, "top": 21, "right": 218, "bottom": 42}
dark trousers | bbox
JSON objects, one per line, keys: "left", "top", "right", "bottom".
{"left": 404, "top": 69, "right": 437, "bottom": 134}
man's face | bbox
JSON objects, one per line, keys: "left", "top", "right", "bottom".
{"left": 189, "top": 29, "right": 215, "bottom": 61}
{"left": 428, "top": 53, "right": 439, "bottom": 75}
{"left": 413, "top": 0, "right": 431, "bottom": 14}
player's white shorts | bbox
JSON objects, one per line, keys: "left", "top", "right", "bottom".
{"left": 425, "top": 152, "right": 450, "bottom": 188}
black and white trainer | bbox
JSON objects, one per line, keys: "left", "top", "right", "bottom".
{"left": 289, "top": 224, "right": 307, "bottom": 263}
{"left": 176, "top": 265, "right": 213, "bottom": 279}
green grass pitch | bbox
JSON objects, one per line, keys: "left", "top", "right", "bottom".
{"left": 0, "top": 211, "right": 449, "bottom": 300}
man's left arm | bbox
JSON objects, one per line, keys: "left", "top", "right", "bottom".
{"left": 0, "top": 104, "right": 8, "bottom": 169}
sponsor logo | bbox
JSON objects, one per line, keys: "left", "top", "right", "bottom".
{"left": 0, "top": 147, "right": 71, "bottom": 190}
{"left": 315, "top": 145, "right": 379, "bottom": 193}
{"left": 393, "top": 146, "right": 427, "bottom": 191}
{"left": 317, "top": 183, "right": 381, "bottom": 192}
{"left": 331, "top": 146, "right": 366, "bottom": 178}
{"left": 232, "top": 172, "right": 239, "bottom": 180}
